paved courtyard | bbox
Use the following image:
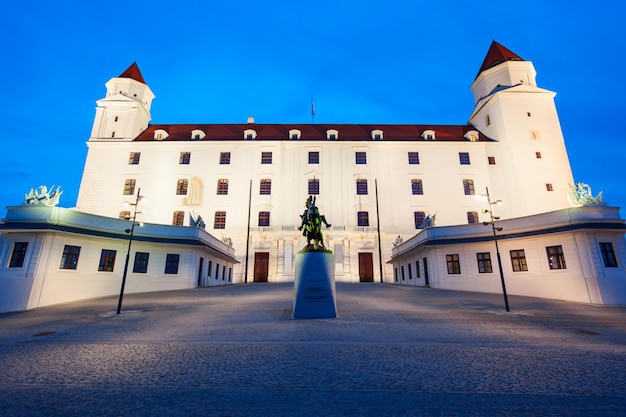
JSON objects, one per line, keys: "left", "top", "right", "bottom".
{"left": 1, "top": 282, "right": 625, "bottom": 416}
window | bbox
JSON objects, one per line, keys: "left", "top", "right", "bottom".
{"left": 261, "top": 151, "right": 272, "bottom": 164}
{"left": 531, "top": 130, "right": 540, "bottom": 140}
{"left": 191, "top": 129, "right": 205, "bottom": 140}
{"left": 60, "top": 245, "right": 81, "bottom": 270}
{"left": 129, "top": 152, "right": 140, "bottom": 165}
{"left": 422, "top": 130, "right": 435, "bottom": 140}
{"left": 308, "top": 179, "right": 319, "bottom": 195}
{"left": 119, "top": 211, "right": 131, "bottom": 220}
{"left": 154, "top": 129, "right": 168, "bottom": 140}
{"left": 371, "top": 129, "right": 383, "bottom": 140}
{"left": 536, "top": 152, "right": 542, "bottom": 159}
{"left": 401, "top": 265, "right": 405, "bottom": 281}
{"left": 114, "top": 116, "right": 119, "bottom": 122}
{"left": 111, "top": 131, "right": 115, "bottom": 138}
{"left": 467, "top": 211, "right": 479, "bottom": 224}
{"left": 244, "top": 129, "right": 257, "bottom": 140}
{"left": 446, "top": 254, "right": 461, "bottom": 274}
{"left": 356, "top": 179, "right": 368, "bottom": 195}
{"left": 179, "top": 152, "right": 191, "bottom": 165}
{"left": 133, "top": 252, "right": 149, "bottom": 273}
{"left": 207, "top": 260, "right": 213, "bottom": 279}
{"left": 459, "top": 152, "right": 470, "bottom": 165}
{"left": 219, "top": 152, "right": 231, "bottom": 164}
{"left": 510, "top": 250, "right": 528, "bottom": 272}
{"left": 164, "top": 254, "right": 180, "bottom": 274}
{"left": 260, "top": 179, "right": 271, "bottom": 195}
{"left": 98, "top": 249, "right": 117, "bottom": 272}
{"left": 485, "top": 115, "right": 491, "bottom": 126}
{"left": 488, "top": 156, "right": 496, "bottom": 165}
{"left": 599, "top": 242, "right": 618, "bottom": 267}
{"left": 546, "top": 183, "right": 553, "bottom": 191}
{"left": 527, "top": 112, "right": 532, "bottom": 117}
{"left": 9, "top": 242, "right": 28, "bottom": 268}
{"left": 476, "top": 252, "right": 492, "bottom": 273}
{"left": 414, "top": 211, "right": 425, "bottom": 229}
{"left": 357, "top": 211, "right": 369, "bottom": 227}
{"left": 546, "top": 245, "right": 566, "bottom": 270}
{"left": 258, "top": 211, "right": 270, "bottom": 227}
{"left": 463, "top": 179, "right": 475, "bottom": 195}
{"left": 415, "top": 260, "right": 421, "bottom": 278}
{"left": 172, "top": 211, "right": 185, "bottom": 225}
{"left": 326, "top": 129, "right": 338, "bottom": 140}
{"left": 408, "top": 263, "right": 413, "bottom": 279}
{"left": 217, "top": 179, "right": 229, "bottom": 195}
{"left": 176, "top": 179, "right": 188, "bottom": 195}
{"left": 355, "top": 151, "right": 367, "bottom": 164}
{"left": 289, "top": 129, "right": 301, "bottom": 140}
{"left": 214, "top": 211, "right": 226, "bottom": 229}
{"left": 408, "top": 152, "right": 420, "bottom": 164}
{"left": 308, "top": 151, "right": 319, "bottom": 164}
{"left": 124, "top": 179, "right": 136, "bottom": 195}
{"left": 411, "top": 179, "right": 424, "bottom": 195}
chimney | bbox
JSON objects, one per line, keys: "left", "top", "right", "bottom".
{"left": 247, "top": 116, "right": 255, "bottom": 124}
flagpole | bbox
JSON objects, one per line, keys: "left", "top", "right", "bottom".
{"left": 311, "top": 99, "right": 315, "bottom": 124}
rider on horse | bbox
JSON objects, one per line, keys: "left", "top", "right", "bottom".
{"left": 298, "top": 196, "right": 331, "bottom": 250}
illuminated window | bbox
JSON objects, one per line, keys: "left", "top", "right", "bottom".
{"left": 477, "top": 252, "right": 492, "bottom": 273}
{"left": 308, "top": 179, "right": 319, "bottom": 195}
{"left": 463, "top": 179, "right": 475, "bottom": 195}
{"left": 414, "top": 211, "right": 425, "bottom": 228}
{"left": 119, "top": 211, "right": 130, "bottom": 220}
{"left": 60, "top": 245, "right": 81, "bottom": 270}
{"left": 260, "top": 179, "right": 272, "bottom": 195}
{"left": 172, "top": 211, "right": 185, "bottom": 225}
{"left": 129, "top": 152, "right": 140, "bottom": 165}
{"left": 408, "top": 152, "right": 420, "bottom": 164}
{"left": 217, "top": 179, "right": 229, "bottom": 195}
{"left": 355, "top": 151, "right": 367, "bottom": 164}
{"left": 459, "top": 152, "right": 470, "bottom": 165}
{"left": 124, "top": 179, "right": 136, "bottom": 195}
{"left": 214, "top": 211, "right": 226, "bottom": 229}
{"left": 164, "top": 254, "right": 180, "bottom": 274}
{"left": 98, "top": 249, "right": 116, "bottom": 272}
{"left": 446, "top": 254, "right": 461, "bottom": 274}
{"left": 261, "top": 151, "right": 272, "bottom": 164}
{"left": 179, "top": 152, "right": 191, "bottom": 165}
{"left": 356, "top": 179, "right": 368, "bottom": 195}
{"left": 546, "top": 245, "right": 566, "bottom": 270}
{"left": 133, "top": 252, "right": 149, "bottom": 273}
{"left": 467, "top": 211, "right": 479, "bottom": 224}
{"left": 411, "top": 179, "right": 423, "bottom": 195}
{"left": 258, "top": 211, "right": 270, "bottom": 227}
{"left": 176, "top": 179, "right": 188, "bottom": 195}
{"left": 510, "top": 250, "right": 528, "bottom": 272}
{"left": 220, "top": 152, "right": 231, "bottom": 164}
{"left": 357, "top": 211, "right": 369, "bottom": 227}
{"left": 9, "top": 242, "right": 28, "bottom": 268}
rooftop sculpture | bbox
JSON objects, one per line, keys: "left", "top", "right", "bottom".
{"left": 568, "top": 183, "right": 606, "bottom": 207}
{"left": 23, "top": 185, "right": 62, "bottom": 207}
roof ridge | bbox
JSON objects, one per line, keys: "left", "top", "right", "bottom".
{"left": 118, "top": 62, "right": 146, "bottom": 84}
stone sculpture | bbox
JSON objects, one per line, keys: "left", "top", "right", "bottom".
{"left": 23, "top": 185, "right": 62, "bottom": 207}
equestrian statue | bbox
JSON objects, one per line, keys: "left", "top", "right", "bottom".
{"left": 298, "top": 196, "right": 331, "bottom": 251}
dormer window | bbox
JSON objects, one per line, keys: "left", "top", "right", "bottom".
{"left": 191, "top": 129, "right": 206, "bottom": 140}
{"left": 244, "top": 129, "right": 257, "bottom": 140}
{"left": 154, "top": 129, "right": 169, "bottom": 141}
{"left": 326, "top": 129, "right": 338, "bottom": 140}
{"left": 422, "top": 130, "right": 435, "bottom": 140}
{"left": 464, "top": 130, "right": 480, "bottom": 142}
{"left": 289, "top": 129, "right": 301, "bottom": 140}
{"left": 371, "top": 129, "right": 383, "bottom": 140}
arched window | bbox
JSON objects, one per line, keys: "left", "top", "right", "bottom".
{"left": 154, "top": 129, "right": 169, "bottom": 140}
{"left": 244, "top": 129, "right": 257, "bottom": 140}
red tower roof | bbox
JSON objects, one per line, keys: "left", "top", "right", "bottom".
{"left": 118, "top": 62, "right": 146, "bottom": 84}
{"left": 476, "top": 41, "right": 524, "bottom": 77}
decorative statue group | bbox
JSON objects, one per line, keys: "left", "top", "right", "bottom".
{"left": 298, "top": 196, "right": 331, "bottom": 251}
{"left": 23, "top": 185, "right": 62, "bottom": 207}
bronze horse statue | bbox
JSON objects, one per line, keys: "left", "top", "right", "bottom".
{"left": 298, "top": 196, "right": 331, "bottom": 251}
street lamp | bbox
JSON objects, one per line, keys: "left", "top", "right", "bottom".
{"left": 478, "top": 187, "right": 510, "bottom": 312}
{"left": 116, "top": 188, "right": 147, "bottom": 315}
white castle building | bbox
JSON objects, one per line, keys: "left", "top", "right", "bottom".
{"left": 1, "top": 41, "right": 625, "bottom": 312}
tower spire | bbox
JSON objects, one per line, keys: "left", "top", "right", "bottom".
{"left": 476, "top": 41, "right": 524, "bottom": 78}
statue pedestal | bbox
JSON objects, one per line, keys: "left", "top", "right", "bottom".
{"left": 293, "top": 252, "right": 337, "bottom": 319}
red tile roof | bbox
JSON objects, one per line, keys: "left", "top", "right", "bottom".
{"left": 476, "top": 41, "right": 524, "bottom": 78}
{"left": 134, "top": 123, "right": 491, "bottom": 142}
{"left": 119, "top": 62, "right": 146, "bottom": 84}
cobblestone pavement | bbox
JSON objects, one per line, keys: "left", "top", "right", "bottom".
{"left": 1, "top": 283, "right": 625, "bottom": 416}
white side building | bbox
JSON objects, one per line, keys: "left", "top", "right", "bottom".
{"left": 76, "top": 42, "right": 598, "bottom": 288}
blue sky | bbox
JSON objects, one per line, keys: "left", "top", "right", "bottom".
{"left": 1, "top": 1, "right": 624, "bottom": 214}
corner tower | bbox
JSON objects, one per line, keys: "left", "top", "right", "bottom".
{"left": 89, "top": 63, "right": 155, "bottom": 141}
{"left": 469, "top": 41, "right": 574, "bottom": 216}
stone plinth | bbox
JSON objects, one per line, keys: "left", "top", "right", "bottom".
{"left": 293, "top": 252, "right": 337, "bottom": 319}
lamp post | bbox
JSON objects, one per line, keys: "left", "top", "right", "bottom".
{"left": 116, "top": 188, "right": 147, "bottom": 315}
{"left": 479, "top": 187, "right": 510, "bottom": 312}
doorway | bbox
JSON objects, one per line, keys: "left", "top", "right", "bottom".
{"left": 197, "top": 257, "right": 204, "bottom": 287}
{"left": 358, "top": 252, "right": 374, "bottom": 282}
{"left": 254, "top": 252, "right": 269, "bottom": 282}
{"left": 423, "top": 257, "right": 430, "bottom": 287}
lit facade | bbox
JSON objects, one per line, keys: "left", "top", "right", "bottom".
{"left": 76, "top": 42, "right": 584, "bottom": 285}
